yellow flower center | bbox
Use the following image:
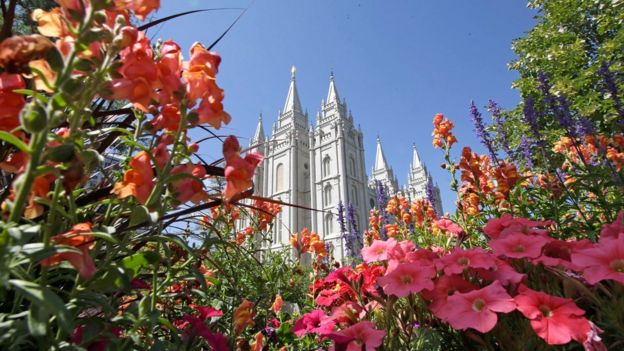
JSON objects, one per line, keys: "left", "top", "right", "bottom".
{"left": 400, "top": 275, "right": 413, "bottom": 285}
{"left": 611, "top": 259, "right": 624, "bottom": 273}
{"left": 538, "top": 304, "right": 553, "bottom": 318}
{"left": 472, "top": 298, "right": 486, "bottom": 312}
{"left": 458, "top": 257, "right": 470, "bottom": 266}
{"left": 512, "top": 244, "right": 525, "bottom": 252}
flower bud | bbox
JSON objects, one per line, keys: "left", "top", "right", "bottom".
{"left": 20, "top": 103, "right": 47, "bottom": 133}
{"left": 113, "top": 26, "right": 138, "bottom": 49}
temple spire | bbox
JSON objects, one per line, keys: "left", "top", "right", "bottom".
{"left": 374, "top": 136, "right": 389, "bottom": 171}
{"left": 283, "top": 65, "right": 302, "bottom": 113}
{"left": 411, "top": 143, "right": 422, "bottom": 168}
{"left": 251, "top": 113, "right": 265, "bottom": 144}
{"left": 327, "top": 71, "right": 340, "bottom": 104}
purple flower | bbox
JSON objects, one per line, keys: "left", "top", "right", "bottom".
{"left": 575, "top": 116, "right": 595, "bottom": 138}
{"left": 523, "top": 95, "right": 541, "bottom": 140}
{"left": 487, "top": 100, "right": 512, "bottom": 156}
{"left": 375, "top": 180, "right": 388, "bottom": 240}
{"left": 470, "top": 101, "right": 498, "bottom": 163}
{"left": 598, "top": 61, "right": 624, "bottom": 119}
{"left": 425, "top": 178, "right": 438, "bottom": 216}
{"left": 538, "top": 73, "right": 587, "bottom": 139}
{"left": 344, "top": 202, "right": 362, "bottom": 259}
{"left": 336, "top": 201, "right": 347, "bottom": 236}
{"left": 519, "top": 136, "right": 534, "bottom": 168}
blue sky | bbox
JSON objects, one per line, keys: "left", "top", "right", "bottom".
{"left": 153, "top": 1, "right": 537, "bottom": 213}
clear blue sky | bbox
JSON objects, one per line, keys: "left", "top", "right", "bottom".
{"left": 152, "top": 1, "right": 537, "bottom": 213}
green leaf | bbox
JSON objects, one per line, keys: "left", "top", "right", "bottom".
{"left": 22, "top": 244, "right": 81, "bottom": 263}
{"left": 129, "top": 206, "right": 159, "bottom": 227}
{"left": 27, "top": 305, "right": 49, "bottom": 337}
{"left": 85, "top": 231, "right": 119, "bottom": 244}
{"left": 9, "top": 280, "right": 74, "bottom": 334}
{"left": 121, "top": 252, "right": 159, "bottom": 277}
{"left": 0, "top": 131, "right": 31, "bottom": 153}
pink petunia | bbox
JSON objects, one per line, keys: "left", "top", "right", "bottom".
{"left": 435, "top": 218, "right": 465, "bottom": 236}
{"left": 435, "top": 281, "right": 516, "bottom": 333}
{"left": 437, "top": 247, "right": 497, "bottom": 275}
{"left": 570, "top": 233, "right": 624, "bottom": 285}
{"left": 514, "top": 285, "right": 591, "bottom": 345}
{"left": 423, "top": 275, "right": 478, "bottom": 314}
{"left": 376, "top": 262, "right": 435, "bottom": 297}
{"left": 532, "top": 239, "right": 592, "bottom": 270}
{"left": 489, "top": 233, "right": 550, "bottom": 259}
{"left": 291, "top": 309, "right": 335, "bottom": 337}
{"left": 361, "top": 238, "right": 397, "bottom": 263}
{"left": 599, "top": 211, "right": 624, "bottom": 240}
{"left": 330, "top": 320, "right": 386, "bottom": 351}
{"left": 474, "top": 258, "right": 525, "bottom": 286}
{"left": 484, "top": 214, "right": 551, "bottom": 240}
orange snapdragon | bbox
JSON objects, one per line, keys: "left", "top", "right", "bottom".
{"left": 112, "top": 151, "right": 154, "bottom": 205}
{"left": 233, "top": 299, "right": 255, "bottom": 334}
{"left": 40, "top": 223, "right": 96, "bottom": 279}
{"left": 432, "top": 113, "right": 457, "bottom": 148}
{"left": 222, "top": 136, "right": 263, "bottom": 203}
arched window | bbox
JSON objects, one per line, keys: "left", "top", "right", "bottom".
{"left": 323, "top": 156, "right": 331, "bottom": 177}
{"left": 324, "top": 184, "right": 332, "bottom": 207}
{"left": 370, "top": 198, "right": 375, "bottom": 208}
{"left": 324, "top": 213, "right": 333, "bottom": 235}
{"left": 349, "top": 156, "right": 356, "bottom": 177}
{"left": 275, "top": 163, "right": 284, "bottom": 191}
{"left": 351, "top": 185, "right": 358, "bottom": 206}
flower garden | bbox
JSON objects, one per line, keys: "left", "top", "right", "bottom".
{"left": 0, "top": 0, "right": 623, "bottom": 350}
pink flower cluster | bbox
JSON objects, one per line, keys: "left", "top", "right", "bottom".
{"left": 294, "top": 214, "right": 624, "bottom": 349}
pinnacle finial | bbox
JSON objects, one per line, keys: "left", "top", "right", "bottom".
{"left": 291, "top": 65, "right": 296, "bottom": 80}
{"left": 259, "top": 112, "right": 263, "bottom": 121}
{"left": 330, "top": 69, "right": 334, "bottom": 80}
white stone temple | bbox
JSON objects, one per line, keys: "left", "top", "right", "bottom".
{"left": 248, "top": 67, "right": 442, "bottom": 261}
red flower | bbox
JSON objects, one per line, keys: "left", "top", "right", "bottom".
{"left": 437, "top": 247, "right": 497, "bottom": 275}
{"left": 489, "top": 232, "right": 550, "bottom": 259}
{"left": 0, "top": 73, "right": 26, "bottom": 131}
{"left": 222, "top": 136, "right": 263, "bottom": 203}
{"left": 40, "top": 223, "right": 96, "bottom": 279}
{"left": 514, "top": 285, "right": 591, "bottom": 345}
{"left": 571, "top": 233, "right": 624, "bottom": 285}
{"left": 435, "top": 281, "right": 516, "bottom": 333}
{"left": 361, "top": 238, "right": 397, "bottom": 263}
{"left": 291, "top": 309, "right": 335, "bottom": 337}
{"left": 189, "top": 304, "right": 223, "bottom": 319}
{"left": 376, "top": 262, "right": 435, "bottom": 297}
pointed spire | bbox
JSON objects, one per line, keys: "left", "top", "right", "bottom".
{"left": 252, "top": 113, "right": 265, "bottom": 143}
{"left": 411, "top": 143, "right": 422, "bottom": 168}
{"left": 283, "top": 65, "right": 302, "bottom": 113}
{"left": 327, "top": 71, "right": 340, "bottom": 104}
{"left": 374, "top": 136, "right": 389, "bottom": 171}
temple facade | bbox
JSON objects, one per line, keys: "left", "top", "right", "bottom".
{"left": 249, "top": 67, "right": 442, "bottom": 261}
